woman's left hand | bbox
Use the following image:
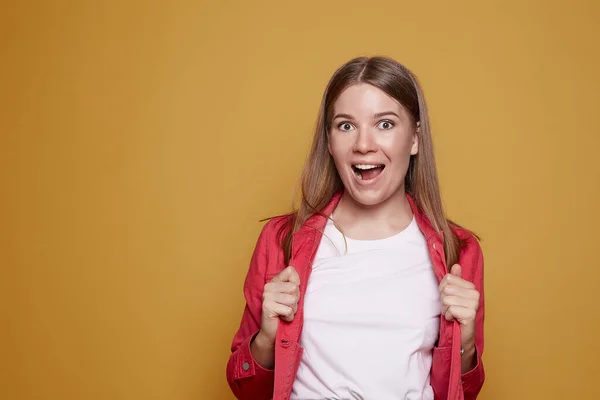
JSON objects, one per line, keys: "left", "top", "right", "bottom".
{"left": 439, "top": 264, "right": 480, "bottom": 356}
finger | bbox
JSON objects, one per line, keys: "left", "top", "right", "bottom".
{"left": 441, "top": 295, "right": 479, "bottom": 310}
{"left": 441, "top": 304, "right": 449, "bottom": 316}
{"left": 444, "top": 305, "right": 477, "bottom": 323}
{"left": 272, "top": 266, "right": 301, "bottom": 285}
{"left": 280, "top": 312, "right": 295, "bottom": 322}
{"left": 265, "top": 281, "right": 299, "bottom": 296}
{"left": 438, "top": 273, "right": 453, "bottom": 292}
{"left": 438, "top": 277, "right": 449, "bottom": 294}
{"left": 270, "top": 292, "right": 298, "bottom": 309}
{"left": 440, "top": 285, "right": 479, "bottom": 301}
{"left": 267, "top": 303, "right": 295, "bottom": 321}
{"left": 278, "top": 304, "right": 295, "bottom": 322}
{"left": 270, "top": 267, "right": 289, "bottom": 283}
{"left": 286, "top": 266, "right": 300, "bottom": 285}
{"left": 450, "top": 264, "right": 462, "bottom": 278}
{"left": 444, "top": 308, "right": 455, "bottom": 321}
{"left": 444, "top": 274, "right": 475, "bottom": 290}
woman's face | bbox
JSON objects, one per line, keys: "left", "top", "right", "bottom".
{"left": 328, "top": 83, "right": 418, "bottom": 207}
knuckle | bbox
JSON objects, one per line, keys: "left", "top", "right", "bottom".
{"left": 264, "top": 282, "right": 276, "bottom": 292}
{"left": 261, "top": 301, "right": 270, "bottom": 312}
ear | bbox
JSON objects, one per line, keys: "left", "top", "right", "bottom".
{"left": 327, "top": 135, "right": 333, "bottom": 156}
{"left": 410, "top": 122, "right": 420, "bottom": 155}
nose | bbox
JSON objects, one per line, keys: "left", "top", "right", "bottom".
{"left": 352, "top": 127, "right": 377, "bottom": 154}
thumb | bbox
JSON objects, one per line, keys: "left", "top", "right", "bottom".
{"left": 450, "top": 264, "right": 462, "bottom": 278}
{"left": 272, "top": 266, "right": 300, "bottom": 284}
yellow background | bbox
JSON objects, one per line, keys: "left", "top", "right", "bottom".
{"left": 2, "top": 1, "right": 599, "bottom": 399}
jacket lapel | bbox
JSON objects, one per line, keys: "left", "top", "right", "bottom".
{"left": 275, "top": 191, "right": 462, "bottom": 399}
{"left": 274, "top": 193, "right": 343, "bottom": 399}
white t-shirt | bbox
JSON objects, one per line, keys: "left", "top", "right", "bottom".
{"left": 291, "top": 216, "right": 441, "bottom": 400}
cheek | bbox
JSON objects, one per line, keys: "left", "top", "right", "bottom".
{"left": 379, "top": 134, "right": 414, "bottom": 161}
{"left": 328, "top": 136, "right": 351, "bottom": 164}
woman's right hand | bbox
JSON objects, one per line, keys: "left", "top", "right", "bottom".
{"left": 259, "top": 266, "right": 301, "bottom": 343}
{"left": 251, "top": 266, "right": 301, "bottom": 368}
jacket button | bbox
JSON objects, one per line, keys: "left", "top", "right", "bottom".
{"left": 242, "top": 362, "right": 250, "bottom": 371}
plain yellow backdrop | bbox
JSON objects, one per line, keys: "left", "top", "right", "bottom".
{"left": 1, "top": 1, "right": 599, "bottom": 399}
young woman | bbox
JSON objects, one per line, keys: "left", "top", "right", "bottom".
{"left": 226, "top": 56, "right": 485, "bottom": 400}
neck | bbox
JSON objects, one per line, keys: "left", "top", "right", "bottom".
{"left": 332, "top": 187, "right": 414, "bottom": 240}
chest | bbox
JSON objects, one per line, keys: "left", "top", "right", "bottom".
{"left": 305, "top": 246, "right": 441, "bottom": 325}
{"left": 305, "top": 220, "right": 441, "bottom": 317}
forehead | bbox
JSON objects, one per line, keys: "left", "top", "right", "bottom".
{"left": 334, "top": 83, "right": 402, "bottom": 115}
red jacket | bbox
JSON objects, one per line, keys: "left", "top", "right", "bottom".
{"left": 227, "top": 192, "right": 485, "bottom": 399}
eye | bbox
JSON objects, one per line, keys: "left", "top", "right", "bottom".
{"left": 338, "top": 122, "right": 355, "bottom": 132}
{"left": 377, "top": 120, "right": 394, "bottom": 130}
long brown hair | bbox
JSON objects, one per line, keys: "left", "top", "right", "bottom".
{"left": 277, "top": 56, "right": 467, "bottom": 266}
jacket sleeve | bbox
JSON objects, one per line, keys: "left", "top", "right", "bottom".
{"left": 226, "top": 221, "right": 276, "bottom": 400}
{"left": 460, "top": 238, "right": 485, "bottom": 399}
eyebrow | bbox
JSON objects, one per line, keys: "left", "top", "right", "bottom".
{"left": 332, "top": 111, "right": 401, "bottom": 120}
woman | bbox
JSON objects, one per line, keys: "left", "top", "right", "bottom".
{"left": 226, "top": 56, "right": 485, "bottom": 400}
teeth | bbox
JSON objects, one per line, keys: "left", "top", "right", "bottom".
{"left": 354, "top": 164, "right": 382, "bottom": 170}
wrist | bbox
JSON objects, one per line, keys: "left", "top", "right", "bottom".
{"left": 461, "top": 340, "right": 476, "bottom": 355}
{"left": 461, "top": 344, "right": 476, "bottom": 359}
{"left": 460, "top": 340, "right": 477, "bottom": 374}
{"left": 250, "top": 331, "right": 275, "bottom": 370}
{"left": 253, "top": 330, "right": 275, "bottom": 351}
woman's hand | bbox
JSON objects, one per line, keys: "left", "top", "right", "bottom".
{"left": 251, "top": 266, "right": 301, "bottom": 369}
{"left": 259, "top": 266, "right": 301, "bottom": 342}
{"left": 439, "top": 264, "right": 480, "bottom": 372}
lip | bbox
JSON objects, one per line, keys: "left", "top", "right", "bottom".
{"left": 351, "top": 164, "right": 386, "bottom": 186}
{"left": 351, "top": 160, "right": 386, "bottom": 166}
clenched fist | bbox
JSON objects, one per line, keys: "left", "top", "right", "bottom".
{"left": 439, "top": 263, "right": 480, "bottom": 372}
{"left": 260, "top": 266, "right": 301, "bottom": 343}
{"left": 251, "top": 266, "right": 301, "bottom": 369}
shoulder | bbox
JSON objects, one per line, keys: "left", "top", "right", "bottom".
{"left": 259, "top": 214, "right": 293, "bottom": 242}
{"left": 453, "top": 225, "right": 482, "bottom": 255}
{"left": 453, "top": 225, "right": 484, "bottom": 284}
{"left": 253, "top": 213, "right": 293, "bottom": 270}
{"left": 244, "top": 215, "right": 292, "bottom": 285}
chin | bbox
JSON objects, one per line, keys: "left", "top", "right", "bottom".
{"left": 341, "top": 175, "right": 406, "bottom": 208}
{"left": 346, "top": 187, "right": 393, "bottom": 208}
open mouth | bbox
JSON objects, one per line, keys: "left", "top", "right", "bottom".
{"left": 352, "top": 164, "right": 385, "bottom": 181}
